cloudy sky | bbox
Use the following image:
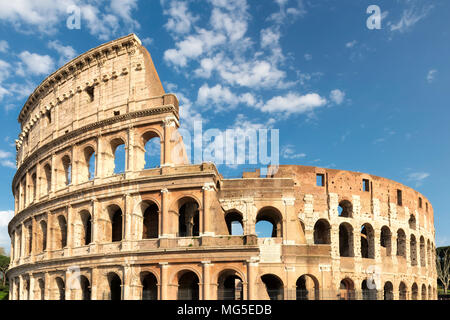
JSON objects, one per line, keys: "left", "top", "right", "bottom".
{"left": 0, "top": 0, "right": 449, "bottom": 253}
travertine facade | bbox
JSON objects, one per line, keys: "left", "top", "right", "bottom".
{"left": 7, "top": 34, "right": 437, "bottom": 300}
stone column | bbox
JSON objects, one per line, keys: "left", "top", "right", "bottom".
{"left": 124, "top": 193, "right": 132, "bottom": 242}
{"left": 162, "top": 117, "right": 177, "bottom": 166}
{"left": 50, "top": 153, "right": 56, "bottom": 194}
{"left": 160, "top": 189, "right": 170, "bottom": 237}
{"left": 66, "top": 205, "right": 73, "bottom": 255}
{"left": 283, "top": 197, "right": 299, "bottom": 245}
{"left": 90, "top": 268, "right": 99, "bottom": 300}
{"left": 44, "top": 272, "right": 50, "bottom": 300}
{"left": 202, "top": 183, "right": 215, "bottom": 236}
{"left": 202, "top": 261, "right": 213, "bottom": 300}
{"left": 247, "top": 258, "right": 259, "bottom": 300}
{"left": 91, "top": 198, "right": 99, "bottom": 251}
{"left": 29, "top": 274, "right": 35, "bottom": 300}
{"left": 374, "top": 229, "right": 381, "bottom": 261}
{"left": 159, "top": 262, "right": 169, "bottom": 300}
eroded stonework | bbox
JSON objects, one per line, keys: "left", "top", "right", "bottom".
{"left": 7, "top": 34, "right": 437, "bottom": 300}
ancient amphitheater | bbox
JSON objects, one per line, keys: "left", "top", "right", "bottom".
{"left": 6, "top": 34, "right": 437, "bottom": 300}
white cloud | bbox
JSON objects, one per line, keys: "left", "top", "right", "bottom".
{"left": 0, "top": 59, "right": 10, "bottom": 82}
{"left": 0, "top": 150, "right": 13, "bottom": 159}
{"left": 258, "top": 92, "right": 327, "bottom": 115}
{"left": 142, "top": 37, "right": 153, "bottom": 46}
{"left": 0, "top": 40, "right": 8, "bottom": 53}
{"left": 407, "top": 172, "right": 430, "bottom": 182}
{"left": 345, "top": 40, "right": 357, "bottom": 48}
{"left": 330, "top": 89, "right": 345, "bottom": 105}
{"left": 281, "top": 144, "right": 306, "bottom": 159}
{"left": 0, "top": 210, "right": 13, "bottom": 227}
{"left": 427, "top": 69, "right": 437, "bottom": 83}
{"left": 0, "top": 160, "right": 15, "bottom": 169}
{"left": 48, "top": 40, "right": 77, "bottom": 66}
{"left": 18, "top": 51, "right": 54, "bottom": 75}
{"left": 304, "top": 53, "right": 312, "bottom": 61}
{"left": 197, "top": 83, "right": 258, "bottom": 111}
{"left": 162, "top": 0, "right": 198, "bottom": 35}
{"left": 390, "top": 5, "right": 433, "bottom": 33}
{"left": 261, "top": 27, "right": 280, "bottom": 48}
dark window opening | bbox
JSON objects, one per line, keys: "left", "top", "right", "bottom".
{"left": 397, "top": 189, "right": 402, "bottom": 206}
{"left": 418, "top": 197, "right": 422, "bottom": 208}
{"left": 363, "top": 179, "right": 370, "bottom": 192}
{"left": 86, "top": 86, "right": 94, "bottom": 102}
{"left": 45, "top": 110, "right": 51, "bottom": 124}
{"left": 316, "top": 174, "right": 325, "bottom": 187}
{"left": 114, "top": 111, "right": 120, "bottom": 116}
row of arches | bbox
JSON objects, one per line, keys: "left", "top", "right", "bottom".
{"left": 312, "top": 219, "right": 434, "bottom": 266}
{"left": 15, "top": 131, "right": 162, "bottom": 212}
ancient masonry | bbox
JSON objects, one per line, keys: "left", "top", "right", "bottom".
{"left": 7, "top": 34, "right": 437, "bottom": 300}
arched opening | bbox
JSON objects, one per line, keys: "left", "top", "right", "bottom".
{"left": 80, "top": 211, "right": 92, "bottom": 246}
{"left": 361, "top": 279, "right": 377, "bottom": 300}
{"left": 178, "top": 199, "right": 199, "bottom": 237}
{"left": 44, "top": 164, "right": 52, "bottom": 193}
{"left": 396, "top": 229, "right": 406, "bottom": 257}
{"left": 421, "top": 284, "right": 427, "bottom": 300}
{"left": 109, "top": 207, "right": 123, "bottom": 242}
{"left": 38, "top": 279, "right": 45, "bottom": 300}
{"left": 411, "top": 283, "right": 418, "bottom": 300}
{"left": 427, "top": 240, "right": 431, "bottom": 266}
{"left": 27, "top": 225, "right": 32, "bottom": 255}
{"left": 339, "top": 223, "right": 354, "bottom": 257}
{"left": 428, "top": 285, "right": 432, "bottom": 300}
{"left": 360, "top": 223, "right": 374, "bottom": 259}
{"left": 410, "top": 234, "right": 417, "bottom": 266}
{"left": 225, "top": 211, "right": 244, "bottom": 236}
{"left": 80, "top": 276, "right": 91, "bottom": 300}
{"left": 39, "top": 221, "right": 47, "bottom": 252}
{"left": 313, "top": 219, "right": 331, "bottom": 244}
{"left": 408, "top": 214, "right": 416, "bottom": 230}
{"left": 24, "top": 279, "right": 30, "bottom": 300}
{"left": 255, "top": 207, "right": 282, "bottom": 238}
{"left": 296, "top": 275, "right": 319, "bottom": 300}
{"left": 177, "top": 271, "right": 199, "bottom": 300}
{"left": 339, "top": 278, "right": 355, "bottom": 300}
{"left": 143, "top": 132, "right": 161, "bottom": 169}
{"left": 143, "top": 202, "right": 159, "bottom": 239}
{"left": 217, "top": 270, "right": 243, "bottom": 300}
{"left": 107, "top": 272, "right": 122, "bottom": 300}
{"left": 55, "top": 277, "right": 65, "bottom": 300}
{"left": 420, "top": 236, "right": 426, "bottom": 267}
{"left": 141, "top": 272, "right": 158, "bottom": 300}
{"left": 111, "top": 138, "right": 126, "bottom": 174}
{"left": 82, "top": 146, "right": 96, "bottom": 182}
{"left": 338, "top": 200, "right": 352, "bottom": 217}
{"left": 383, "top": 281, "right": 393, "bottom": 300}
{"left": 62, "top": 155, "right": 72, "bottom": 186}
{"left": 399, "top": 282, "right": 407, "bottom": 300}
{"left": 31, "top": 173, "right": 37, "bottom": 202}
{"left": 380, "top": 226, "right": 392, "bottom": 256}
{"left": 261, "top": 274, "right": 284, "bottom": 300}
{"left": 57, "top": 215, "right": 67, "bottom": 249}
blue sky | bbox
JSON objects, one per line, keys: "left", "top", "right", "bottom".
{"left": 0, "top": 0, "right": 449, "bottom": 254}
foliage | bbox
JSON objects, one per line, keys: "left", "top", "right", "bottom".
{"left": 0, "top": 255, "right": 10, "bottom": 287}
{"left": 436, "top": 246, "right": 450, "bottom": 295}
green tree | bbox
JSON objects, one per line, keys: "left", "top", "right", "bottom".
{"left": 436, "top": 246, "right": 450, "bottom": 295}
{"left": 0, "top": 254, "right": 9, "bottom": 287}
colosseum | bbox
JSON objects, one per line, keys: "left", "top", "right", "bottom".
{"left": 6, "top": 34, "right": 437, "bottom": 300}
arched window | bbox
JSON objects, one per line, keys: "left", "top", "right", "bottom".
{"left": 39, "top": 221, "right": 47, "bottom": 252}
{"left": 110, "top": 207, "right": 123, "bottom": 242}
{"left": 380, "top": 226, "right": 392, "bottom": 256}
{"left": 178, "top": 199, "right": 199, "bottom": 237}
{"left": 57, "top": 215, "right": 67, "bottom": 249}
{"left": 62, "top": 155, "right": 72, "bottom": 186}
{"left": 408, "top": 214, "right": 416, "bottom": 230}
{"left": 38, "top": 279, "right": 45, "bottom": 300}
{"left": 143, "top": 202, "right": 159, "bottom": 239}
{"left": 261, "top": 274, "right": 284, "bottom": 300}
{"left": 44, "top": 164, "right": 52, "bottom": 193}
{"left": 141, "top": 272, "right": 158, "bottom": 300}
{"left": 428, "top": 285, "right": 432, "bottom": 300}
{"left": 80, "top": 211, "right": 92, "bottom": 246}
{"left": 31, "top": 173, "right": 37, "bottom": 202}
{"left": 313, "top": 219, "right": 331, "bottom": 244}
{"left": 421, "top": 284, "right": 427, "bottom": 300}
{"left": 177, "top": 271, "right": 199, "bottom": 300}
{"left": 107, "top": 273, "right": 122, "bottom": 300}
{"left": 143, "top": 132, "right": 161, "bottom": 169}
{"left": 81, "top": 146, "right": 96, "bottom": 182}
{"left": 296, "top": 275, "right": 319, "bottom": 300}
{"left": 111, "top": 138, "right": 126, "bottom": 174}
{"left": 420, "top": 236, "right": 426, "bottom": 267}
{"left": 255, "top": 207, "right": 282, "bottom": 238}
{"left": 361, "top": 279, "right": 377, "bottom": 300}
{"left": 427, "top": 240, "right": 431, "bottom": 266}
{"left": 396, "top": 229, "right": 406, "bottom": 257}
{"left": 27, "top": 225, "right": 32, "bottom": 255}
{"left": 80, "top": 276, "right": 91, "bottom": 300}
{"left": 217, "top": 270, "right": 243, "bottom": 300}
{"left": 55, "top": 277, "right": 65, "bottom": 300}
{"left": 339, "top": 223, "right": 354, "bottom": 257}
{"left": 411, "top": 283, "right": 418, "bottom": 300}
{"left": 410, "top": 234, "right": 417, "bottom": 266}
{"left": 383, "top": 281, "right": 393, "bottom": 300}
{"left": 24, "top": 279, "right": 30, "bottom": 300}
{"left": 225, "top": 211, "right": 244, "bottom": 236}
{"left": 339, "top": 278, "right": 355, "bottom": 300}
{"left": 338, "top": 200, "right": 352, "bottom": 218}
{"left": 361, "top": 223, "right": 374, "bottom": 259}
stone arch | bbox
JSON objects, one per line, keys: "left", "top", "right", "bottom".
{"left": 38, "top": 220, "right": 47, "bottom": 252}
{"left": 26, "top": 224, "right": 33, "bottom": 255}
{"left": 108, "top": 137, "right": 127, "bottom": 175}
{"left": 176, "top": 270, "right": 200, "bottom": 300}
{"left": 408, "top": 214, "right": 416, "bottom": 230}
{"left": 224, "top": 210, "right": 244, "bottom": 236}
{"left": 427, "top": 239, "right": 431, "bottom": 267}
{"left": 80, "top": 210, "right": 92, "bottom": 246}
{"left": 421, "top": 283, "right": 427, "bottom": 300}
{"left": 55, "top": 276, "right": 65, "bottom": 300}
{"left": 383, "top": 281, "right": 393, "bottom": 300}
{"left": 339, "top": 278, "right": 355, "bottom": 300}
{"left": 43, "top": 162, "right": 52, "bottom": 193}
{"left": 141, "top": 200, "right": 159, "bottom": 239}
{"left": 80, "top": 275, "right": 91, "bottom": 300}
{"left": 217, "top": 269, "right": 244, "bottom": 300}
{"left": 106, "top": 204, "right": 123, "bottom": 242}
{"left": 24, "top": 277, "right": 30, "bottom": 300}
{"left": 255, "top": 206, "right": 283, "bottom": 238}
{"left": 339, "top": 222, "right": 354, "bottom": 257}
{"left": 380, "top": 226, "right": 392, "bottom": 256}
{"left": 338, "top": 199, "right": 353, "bottom": 218}
{"left": 176, "top": 196, "right": 200, "bottom": 237}
{"left": 399, "top": 281, "right": 407, "bottom": 300}
{"left": 141, "top": 271, "right": 158, "bottom": 300}
{"left": 56, "top": 215, "right": 67, "bottom": 249}
{"left": 80, "top": 145, "right": 96, "bottom": 182}
{"left": 107, "top": 272, "right": 122, "bottom": 300}
{"left": 140, "top": 130, "right": 162, "bottom": 170}
{"left": 419, "top": 236, "right": 426, "bottom": 267}
{"left": 60, "top": 154, "right": 72, "bottom": 187}
{"left": 296, "top": 274, "right": 319, "bottom": 300}
{"left": 37, "top": 278, "right": 45, "bottom": 300}
{"left": 411, "top": 282, "right": 418, "bottom": 300}
{"left": 410, "top": 234, "right": 418, "bottom": 266}
{"left": 360, "top": 223, "right": 375, "bottom": 259}
{"left": 313, "top": 219, "right": 331, "bottom": 244}
{"left": 396, "top": 229, "right": 406, "bottom": 257}
{"left": 261, "top": 274, "right": 284, "bottom": 300}
{"left": 428, "top": 284, "right": 432, "bottom": 300}
{"left": 361, "top": 279, "right": 377, "bottom": 300}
